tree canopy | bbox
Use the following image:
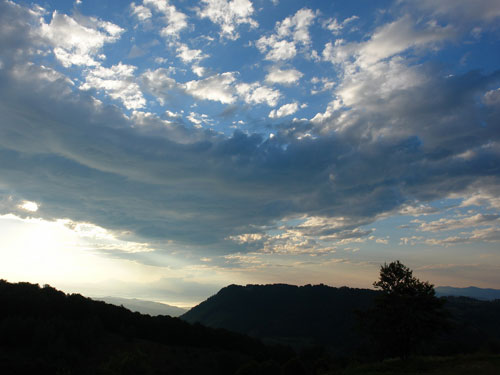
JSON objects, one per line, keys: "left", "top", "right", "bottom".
{"left": 362, "top": 261, "right": 448, "bottom": 359}
{"left": 374, "top": 260, "right": 435, "bottom": 297}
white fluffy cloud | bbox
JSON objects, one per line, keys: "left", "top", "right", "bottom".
{"left": 269, "top": 102, "right": 299, "bottom": 118}
{"left": 265, "top": 66, "right": 303, "bottom": 85}
{"left": 276, "top": 8, "right": 316, "bottom": 45}
{"left": 197, "top": 0, "right": 258, "bottom": 40}
{"left": 236, "top": 82, "right": 281, "bottom": 107}
{"left": 184, "top": 73, "right": 237, "bottom": 104}
{"left": 256, "top": 8, "right": 316, "bottom": 61}
{"left": 143, "top": 0, "right": 188, "bottom": 38}
{"left": 40, "top": 11, "right": 124, "bottom": 67}
{"left": 81, "top": 63, "right": 146, "bottom": 110}
{"left": 256, "top": 37, "right": 297, "bottom": 61}
{"left": 176, "top": 43, "right": 207, "bottom": 63}
{"left": 131, "top": 2, "right": 152, "bottom": 21}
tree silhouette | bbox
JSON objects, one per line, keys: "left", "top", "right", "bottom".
{"left": 362, "top": 261, "right": 448, "bottom": 359}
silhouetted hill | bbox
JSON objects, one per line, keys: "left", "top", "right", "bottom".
{"left": 181, "top": 283, "right": 500, "bottom": 356}
{"left": 0, "top": 280, "right": 293, "bottom": 375}
{"left": 435, "top": 296, "right": 500, "bottom": 355}
{"left": 95, "top": 296, "right": 187, "bottom": 317}
{"left": 182, "top": 283, "right": 377, "bottom": 353}
{"left": 436, "top": 286, "right": 500, "bottom": 301}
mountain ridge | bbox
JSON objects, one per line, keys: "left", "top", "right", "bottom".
{"left": 94, "top": 296, "right": 187, "bottom": 317}
{"left": 435, "top": 286, "right": 500, "bottom": 300}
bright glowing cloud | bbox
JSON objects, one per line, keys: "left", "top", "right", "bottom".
{"left": 19, "top": 201, "right": 39, "bottom": 212}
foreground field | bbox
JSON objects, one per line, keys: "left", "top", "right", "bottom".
{"left": 339, "top": 354, "right": 500, "bottom": 375}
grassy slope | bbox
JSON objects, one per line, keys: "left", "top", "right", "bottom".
{"left": 339, "top": 354, "right": 500, "bottom": 375}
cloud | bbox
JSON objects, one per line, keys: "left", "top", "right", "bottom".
{"left": 275, "top": 8, "right": 316, "bottom": 45}
{"left": 130, "top": 2, "right": 152, "bottom": 21}
{"left": 236, "top": 82, "right": 281, "bottom": 106}
{"left": 191, "top": 65, "right": 206, "bottom": 77}
{"left": 176, "top": 43, "right": 207, "bottom": 63}
{"left": 398, "top": 203, "right": 439, "bottom": 217}
{"left": 142, "top": 0, "right": 188, "bottom": 38}
{"left": 186, "top": 112, "right": 215, "bottom": 129}
{"left": 409, "top": 0, "right": 500, "bottom": 25}
{"left": 256, "top": 37, "right": 296, "bottom": 61}
{"left": 424, "top": 227, "right": 500, "bottom": 246}
{"left": 265, "top": 66, "right": 303, "bottom": 85}
{"left": 323, "top": 15, "right": 358, "bottom": 35}
{"left": 310, "top": 77, "right": 335, "bottom": 94}
{"left": 323, "top": 16, "right": 454, "bottom": 69}
{"left": 184, "top": 72, "right": 237, "bottom": 104}
{"left": 256, "top": 8, "right": 316, "bottom": 61}
{"left": 227, "top": 215, "right": 380, "bottom": 255}
{"left": 484, "top": 88, "right": 500, "bottom": 106}
{"left": 461, "top": 190, "right": 500, "bottom": 210}
{"left": 40, "top": 11, "right": 124, "bottom": 67}
{"left": 414, "top": 213, "right": 500, "bottom": 232}
{"left": 197, "top": 0, "right": 258, "bottom": 40}
{"left": 19, "top": 200, "right": 39, "bottom": 212}
{"left": 140, "top": 67, "right": 178, "bottom": 105}
{"left": 81, "top": 63, "right": 146, "bottom": 110}
{"left": 269, "top": 102, "right": 299, "bottom": 118}
{"left": 141, "top": 68, "right": 280, "bottom": 107}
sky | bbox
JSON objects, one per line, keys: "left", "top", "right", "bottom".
{"left": 0, "top": 0, "right": 499, "bottom": 307}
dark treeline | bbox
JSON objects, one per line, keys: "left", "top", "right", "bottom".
{"left": 0, "top": 280, "right": 294, "bottom": 375}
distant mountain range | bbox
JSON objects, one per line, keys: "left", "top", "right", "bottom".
{"left": 435, "top": 286, "right": 500, "bottom": 301}
{"left": 95, "top": 296, "right": 187, "bottom": 317}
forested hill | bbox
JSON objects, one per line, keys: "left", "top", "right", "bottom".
{"left": 181, "top": 284, "right": 377, "bottom": 352}
{"left": 0, "top": 280, "right": 292, "bottom": 375}
{"left": 181, "top": 283, "right": 500, "bottom": 355}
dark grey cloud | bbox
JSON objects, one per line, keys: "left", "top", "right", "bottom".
{"left": 1, "top": 0, "right": 499, "bottom": 264}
